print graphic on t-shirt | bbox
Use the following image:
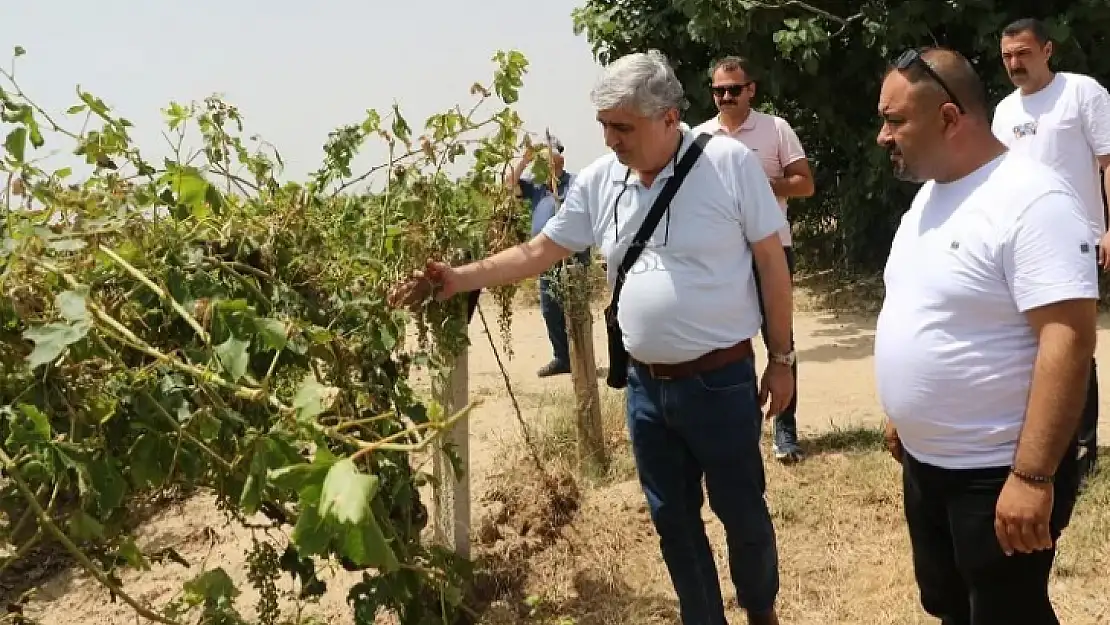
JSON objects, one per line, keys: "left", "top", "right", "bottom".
{"left": 1081, "top": 242, "right": 1091, "bottom": 254}
{"left": 1012, "top": 121, "right": 1038, "bottom": 139}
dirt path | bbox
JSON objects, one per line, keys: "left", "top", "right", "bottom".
{"left": 22, "top": 293, "right": 1110, "bottom": 623}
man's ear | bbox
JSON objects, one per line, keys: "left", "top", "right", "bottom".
{"left": 1045, "top": 41, "right": 1054, "bottom": 61}
{"left": 943, "top": 101, "right": 969, "bottom": 134}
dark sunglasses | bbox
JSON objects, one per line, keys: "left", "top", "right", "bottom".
{"left": 894, "top": 49, "right": 965, "bottom": 113}
{"left": 711, "top": 82, "right": 751, "bottom": 98}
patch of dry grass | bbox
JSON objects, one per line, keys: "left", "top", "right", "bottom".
{"left": 478, "top": 402, "right": 1110, "bottom": 625}
{"left": 532, "top": 388, "right": 636, "bottom": 485}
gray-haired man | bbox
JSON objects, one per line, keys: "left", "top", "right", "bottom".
{"left": 389, "top": 50, "right": 795, "bottom": 625}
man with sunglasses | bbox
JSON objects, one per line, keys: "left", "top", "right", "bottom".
{"left": 991, "top": 18, "right": 1110, "bottom": 485}
{"left": 506, "top": 135, "right": 591, "bottom": 378}
{"left": 876, "top": 46, "right": 1094, "bottom": 624}
{"left": 693, "top": 56, "right": 815, "bottom": 464}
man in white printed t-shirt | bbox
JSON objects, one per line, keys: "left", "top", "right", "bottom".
{"left": 388, "top": 50, "right": 796, "bottom": 625}
{"left": 693, "top": 55, "right": 815, "bottom": 464}
{"left": 876, "top": 47, "right": 1095, "bottom": 624}
{"left": 991, "top": 17, "right": 1110, "bottom": 483}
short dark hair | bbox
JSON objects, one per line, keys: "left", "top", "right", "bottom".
{"left": 708, "top": 56, "right": 758, "bottom": 82}
{"left": 887, "top": 46, "right": 991, "bottom": 120}
{"left": 1002, "top": 18, "right": 1051, "bottom": 45}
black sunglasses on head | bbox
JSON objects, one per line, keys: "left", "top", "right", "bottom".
{"left": 711, "top": 82, "right": 752, "bottom": 98}
{"left": 894, "top": 49, "right": 965, "bottom": 113}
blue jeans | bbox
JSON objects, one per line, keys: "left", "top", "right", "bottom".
{"left": 539, "top": 274, "right": 570, "bottom": 366}
{"left": 626, "top": 356, "right": 779, "bottom": 624}
{"left": 752, "top": 246, "right": 798, "bottom": 448}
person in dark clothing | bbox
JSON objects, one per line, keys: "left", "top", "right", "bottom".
{"left": 506, "top": 135, "right": 590, "bottom": 377}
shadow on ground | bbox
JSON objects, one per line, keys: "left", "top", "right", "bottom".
{"left": 795, "top": 310, "right": 877, "bottom": 364}
{"left": 536, "top": 570, "right": 680, "bottom": 625}
{"left": 801, "top": 424, "right": 886, "bottom": 457}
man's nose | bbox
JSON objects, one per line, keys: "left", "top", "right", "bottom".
{"left": 603, "top": 127, "right": 619, "bottom": 148}
{"left": 876, "top": 125, "right": 891, "bottom": 147}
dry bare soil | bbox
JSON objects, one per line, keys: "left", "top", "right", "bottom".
{"left": 13, "top": 282, "right": 1110, "bottom": 625}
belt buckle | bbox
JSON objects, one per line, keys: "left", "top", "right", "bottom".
{"left": 648, "top": 363, "right": 671, "bottom": 380}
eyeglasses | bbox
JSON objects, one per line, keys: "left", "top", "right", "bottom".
{"left": 894, "top": 49, "right": 965, "bottom": 114}
{"left": 711, "top": 82, "right": 752, "bottom": 98}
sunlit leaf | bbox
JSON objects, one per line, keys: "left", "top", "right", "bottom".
{"left": 56, "top": 290, "right": 88, "bottom": 323}
{"left": 292, "top": 375, "right": 339, "bottom": 423}
{"left": 23, "top": 320, "right": 89, "bottom": 369}
{"left": 5, "top": 127, "right": 27, "bottom": 162}
{"left": 215, "top": 336, "right": 250, "bottom": 382}
{"left": 255, "top": 317, "right": 287, "bottom": 350}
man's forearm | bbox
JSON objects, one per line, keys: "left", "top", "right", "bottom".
{"left": 505, "top": 159, "right": 530, "bottom": 191}
{"left": 1013, "top": 325, "right": 1096, "bottom": 476}
{"left": 770, "top": 175, "right": 814, "bottom": 199}
{"left": 455, "top": 234, "right": 570, "bottom": 293}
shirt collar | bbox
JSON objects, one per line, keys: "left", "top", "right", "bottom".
{"left": 710, "top": 111, "right": 758, "bottom": 134}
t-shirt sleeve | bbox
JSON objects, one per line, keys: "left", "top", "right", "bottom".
{"left": 775, "top": 118, "right": 807, "bottom": 167}
{"left": 733, "top": 148, "right": 788, "bottom": 243}
{"left": 541, "top": 174, "right": 594, "bottom": 252}
{"left": 1079, "top": 78, "right": 1110, "bottom": 157}
{"left": 1002, "top": 190, "right": 1099, "bottom": 312}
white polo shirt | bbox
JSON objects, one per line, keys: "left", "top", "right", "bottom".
{"left": 875, "top": 152, "right": 1098, "bottom": 470}
{"left": 692, "top": 111, "right": 807, "bottom": 246}
{"left": 542, "top": 130, "right": 786, "bottom": 364}
{"left": 992, "top": 72, "right": 1110, "bottom": 240}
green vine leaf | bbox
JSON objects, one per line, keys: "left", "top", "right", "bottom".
{"left": 255, "top": 317, "right": 288, "bottom": 350}
{"left": 23, "top": 320, "right": 90, "bottom": 369}
{"left": 319, "top": 458, "right": 378, "bottom": 525}
{"left": 292, "top": 375, "right": 339, "bottom": 423}
{"left": 319, "top": 459, "right": 399, "bottom": 571}
{"left": 182, "top": 568, "right": 240, "bottom": 610}
{"left": 215, "top": 336, "right": 250, "bottom": 382}
{"left": 56, "top": 290, "right": 89, "bottom": 323}
{"left": 5, "top": 127, "right": 27, "bottom": 162}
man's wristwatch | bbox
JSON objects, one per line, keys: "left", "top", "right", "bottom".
{"left": 769, "top": 350, "right": 796, "bottom": 367}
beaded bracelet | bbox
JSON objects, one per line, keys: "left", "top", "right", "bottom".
{"left": 1011, "top": 468, "right": 1055, "bottom": 484}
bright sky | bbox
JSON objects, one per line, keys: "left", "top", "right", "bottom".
{"left": 1, "top": 0, "right": 610, "bottom": 184}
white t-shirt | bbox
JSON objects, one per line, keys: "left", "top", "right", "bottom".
{"left": 992, "top": 72, "right": 1110, "bottom": 239}
{"left": 692, "top": 111, "right": 807, "bottom": 246}
{"left": 875, "top": 152, "right": 1098, "bottom": 470}
{"left": 542, "top": 130, "right": 786, "bottom": 364}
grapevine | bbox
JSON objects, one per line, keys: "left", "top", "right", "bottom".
{"left": 1, "top": 45, "right": 533, "bottom": 624}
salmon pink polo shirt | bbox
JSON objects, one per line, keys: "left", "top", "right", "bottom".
{"left": 693, "top": 111, "right": 807, "bottom": 247}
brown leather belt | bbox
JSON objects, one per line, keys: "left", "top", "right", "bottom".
{"left": 632, "top": 339, "right": 754, "bottom": 380}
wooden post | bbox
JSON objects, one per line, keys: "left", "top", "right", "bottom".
{"left": 563, "top": 263, "right": 608, "bottom": 473}
{"left": 432, "top": 348, "right": 470, "bottom": 558}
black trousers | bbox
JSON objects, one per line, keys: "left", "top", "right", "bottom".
{"left": 1078, "top": 358, "right": 1098, "bottom": 478}
{"left": 902, "top": 445, "right": 1080, "bottom": 625}
{"left": 1078, "top": 244, "right": 1101, "bottom": 478}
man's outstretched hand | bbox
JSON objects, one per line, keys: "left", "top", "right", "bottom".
{"left": 387, "top": 260, "right": 460, "bottom": 310}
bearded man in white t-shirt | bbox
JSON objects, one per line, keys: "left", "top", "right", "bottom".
{"left": 991, "top": 17, "right": 1110, "bottom": 483}
{"left": 876, "top": 46, "right": 1096, "bottom": 624}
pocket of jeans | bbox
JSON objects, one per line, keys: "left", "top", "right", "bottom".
{"left": 694, "top": 360, "right": 755, "bottom": 393}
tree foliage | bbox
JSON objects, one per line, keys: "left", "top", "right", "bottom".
{"left": 1, "top": 46, "right": 535, "bottom": 624}
{"left": 572, "top": 0, "right": 1110, "bottom": 271}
